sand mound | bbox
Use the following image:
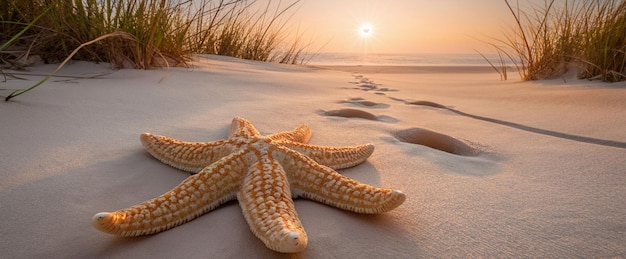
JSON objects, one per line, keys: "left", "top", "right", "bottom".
{"left": 352, "top": 100, "right": 379, "bottom": 106}
{"left": 339, "top": 98, "right": 390, "bottom": 108}
{"left": 407, "top": 100, "right": 447, "bottom": 108}
{"left": 324, "top": 108, "right": 378, "bottom": 120}
{"left": 392, "top": 127, "right": 477, "bottom": 156}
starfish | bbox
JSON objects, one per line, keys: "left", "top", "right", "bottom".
{"left": 92, "top": 117, "right": 405, "bottom": 253}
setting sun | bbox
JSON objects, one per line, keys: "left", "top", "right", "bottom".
{"left": 358, "top": 23, "right": 374, "bottom": 38}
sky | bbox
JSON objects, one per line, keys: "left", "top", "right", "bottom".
{"left": 274, "top": 0, "right": 526, "bottom": 54}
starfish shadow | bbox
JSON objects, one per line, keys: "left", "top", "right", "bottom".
{"left": 295, "top": 204, "right": 425, "bottom": 257}
{"left": 334, "top": 162, "right": 382, "bottom": 187}
{"left": 95, "top": 236, "right": 152, "bottom": 257}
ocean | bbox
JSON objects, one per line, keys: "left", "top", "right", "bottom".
{"left": 304, "top": 52, "right": 509, "bottom": 66}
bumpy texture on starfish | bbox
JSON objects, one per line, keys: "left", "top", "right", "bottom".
{"left": 92, "top": 117, "right": 405, "bottom": 253}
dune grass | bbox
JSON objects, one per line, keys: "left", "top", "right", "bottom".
{"left": 0, "top": 0, "right": 307, "bottom": 68}
{"left": 2, "top": 0, "right": 308, "bottom": 67}
{"left": 485, "top": 0, "right": 625, "bottom": 82}
{"left": 576, "top": 1, "right": 626, "bottom": 82}
{"left": 0, "top": 0, "right": 308, "bottom": 100}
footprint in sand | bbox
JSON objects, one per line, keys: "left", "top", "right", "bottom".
{"left": 342, "top": 74, "right": 480, "bottom": 155}
{"left": 392, "top": 127, "right": 478, "bottom": 156}
{"left": 338, "top": 97, "right": 390, "bottom": 108}
{"left": 340, "top": 75, "right": 490, "bottom": 157}
{"left": 387, "top": 96, "right": 448, "bottom": 109}
{"left": 322, "top": 108, "right": 397, "bottom": 123}
{"left": 406, "top": 100, "right": 447, "bottom": 109}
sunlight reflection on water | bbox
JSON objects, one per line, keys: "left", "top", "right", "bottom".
{"left": 306, "top": 52, "right": 516, "bottom": 66}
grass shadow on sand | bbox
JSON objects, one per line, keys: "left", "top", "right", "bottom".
{"left": 447, "top": 107, "right": 626, "bottom": 149}
{"left": 407, "top": 100, "right": 626, "bottom": 149}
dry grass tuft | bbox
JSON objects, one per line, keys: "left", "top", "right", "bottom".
{"left": 1, "top": 0, "right": 309, "bottom": 100}
{"left": 484, "top": 0, "right": 625, "bottom": 82}
{"left": 0, "top": 0, "right": 307, "bottom": 69}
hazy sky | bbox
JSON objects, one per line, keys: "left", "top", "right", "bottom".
{"left": 282, "top": 0, "right": 520, "bottom": 54}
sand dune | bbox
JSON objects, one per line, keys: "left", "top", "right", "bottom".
{"left": 1, "top": 55, "right": 625, "bottom": 258}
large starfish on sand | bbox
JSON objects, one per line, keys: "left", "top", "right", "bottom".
{"left": 92, "top": 117, "right": 405, "bottom": 253}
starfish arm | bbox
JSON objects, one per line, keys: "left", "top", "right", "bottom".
{"left": 92, "top": 150, "right": 248, "bottom": 236}
{"left": 140, "top": 133, "right": 235, "bottom": 173}
{"left": 279, "top": 142, "right": 375, "bottom": 170}
{"left": 237, "top": 149, "right": 307, "bottom": 253}
{"left": 229, "top": 117, "right": 262, "bottom": 138}
{"left": 276, "top": 147, "right": 405, "bottom": 214}
{"left": 266, "top": 125, "right": 311, "bottom": 143}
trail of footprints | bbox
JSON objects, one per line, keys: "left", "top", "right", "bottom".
{"left": 322, "top": 73, "right": 479, "bottom": 156}
{"left": 351, "top": 74, "right": 398, "bottom": 94}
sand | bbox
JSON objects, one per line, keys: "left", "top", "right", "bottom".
{"left": 1, "top": 55, "right": 625, "bottom": 258}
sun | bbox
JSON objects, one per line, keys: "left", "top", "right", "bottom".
{"left": 358, "top": 23, "right": 374, "bottom": 38}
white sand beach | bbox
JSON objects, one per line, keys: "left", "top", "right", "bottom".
{"left": 1, "top": 55, "right": 625, "bottom": 258}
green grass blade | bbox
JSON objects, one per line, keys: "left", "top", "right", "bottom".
{"left": 0, "top": 5, "right": 52, "bottom": 52}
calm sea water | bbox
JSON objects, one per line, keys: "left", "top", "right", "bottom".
{"left": 305, "top": 52, "right": 508, "bottom": 66}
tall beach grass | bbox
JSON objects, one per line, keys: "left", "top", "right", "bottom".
{"left": 484, "top": 0, "right": 625, "bottom": 82}
{"left": 0, "top": 0, "right": 307, "bottom": 69}
{"left": 1, "top": 0, "right": 309, "bottom": 100}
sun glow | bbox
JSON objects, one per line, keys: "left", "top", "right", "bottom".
{"left": 358, "top": 23, "right": 374, "bottom": 38}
